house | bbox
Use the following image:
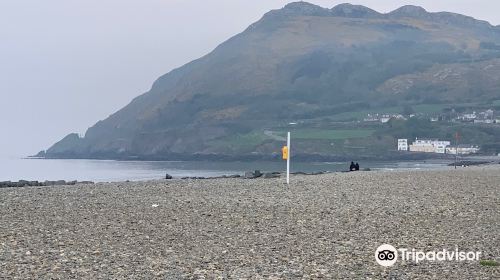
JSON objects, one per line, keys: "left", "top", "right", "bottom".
{"left": 474, "top": 119, "right": 494, "bottom": 124}
{"left": 364, "top": 113, "right": 407, "bottom": 123}
{"left": 445, "top": 145, "right": 480, "bottom": 155}
{"left": 458, "top": 112, "right": 477, "bottom": 122}
{"left": 363, "top": 114, "right": 379, "bottom": 122}
{"left": 409, "top": 139, "right": 451, "bottom": 154}
{"left": 474, "top": 109, "right": 495, "bottom": 124}
{"left": 482, "top": 109, "right": 494, "bottom": 118}
{"left": 380, "top": 116, "right": 391, "bottom": 123}
{"left": 397, "top": 139, "right": 408, "bottom": 151}
{"left": 392, "top": 114, "right": 407, "bottom": 120}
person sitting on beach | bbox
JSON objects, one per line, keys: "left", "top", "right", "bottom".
{"left": 355, "top": 162, "right": 360, "bottom": 171}
{"left": 350, "top": 161, "right": 356, "bottom": 171}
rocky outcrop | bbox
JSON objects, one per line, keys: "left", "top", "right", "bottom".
{"left": 275, "top": 2, "right": 331, "bottom": 17}
{"left": 244, "top": 170, "right": 263, "bottom": 179}
{"left": 447, "top": 161, "right": 493, "bottom": 167}
{"left": 263, "top": 172, "right": 281, "bottom": 179}
{"left": 0, "top": 180, "right": 94, "bottom": 188}
{"left": 331, "top": 3, "right": 381, "bottom": 18}
{"left": 388, "top": 5, "right": 429, "bottom": 19}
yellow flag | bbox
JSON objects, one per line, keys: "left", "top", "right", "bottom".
{"left": 282, "top": 146, "right": 288, "bottom": 160}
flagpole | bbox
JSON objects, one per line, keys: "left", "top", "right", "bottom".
{"left": 454, "top": 132, "right": 460, "bottom": 169}
{"left": 287, "top": 132, "right": 290, "bottom": 185}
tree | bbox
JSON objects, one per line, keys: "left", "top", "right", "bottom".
{"left": 402, "top": 105, "right": 415, "bottom": 116}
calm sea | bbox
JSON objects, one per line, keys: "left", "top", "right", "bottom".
{"left": 0, "top": 157, "right": 453, "bottom": 182}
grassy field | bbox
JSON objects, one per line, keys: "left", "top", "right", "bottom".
{"left": 209, "top": 128, "right": 376, "bottom": 152}
{"left": 278, "top": 129, "right": 375, "bottom": 140}
{"left": 208, "top": 131, "right": 272, "bottom": 151}
{"left": 412, "top": 104, "right": 450, "bottom": 114}
{"left": 207, "top": 100, "right": 499, "bottom": 155}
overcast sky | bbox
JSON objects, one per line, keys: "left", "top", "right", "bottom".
{"left": 0, "top": 0, "right": 498, "bottom": 157}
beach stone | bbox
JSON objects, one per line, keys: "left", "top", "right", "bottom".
{"left": 0, "top": 167, "right": 498, "bottom": 279}
{"left": 447, "top": 161, "right": 489, "bottom": 167}
{"left": 18, "top": 180, "right": 30, "bottom": 187}
{"left": 263, "top": 173, "right": 280, "bottom": 178}
{"left": 12, "top": 180, "right": 95, "bottom": 187}
{"left": 244, "top": 171, "right": 255, "bottom": 179}
{"left": 244, "top": 170, "right": 263, "bottom": 179}
{"left": 165, "top": 174, "right": 173, "bottom": 180}
{"left": 79, "top": 181, "right": 94, "bottom": 185}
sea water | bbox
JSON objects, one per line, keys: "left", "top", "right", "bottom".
{"left": 0, "top": 157, "right": 451, "bottom": 182}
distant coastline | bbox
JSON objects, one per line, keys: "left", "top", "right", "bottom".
{"left": 32, "top": 151, "right": 474, "bottom": 162}
{"left": 3, "top": 156, "right": 498, "bottom": 185}
{"left": 0, "top": 163, "right": 483, "bottom": 188}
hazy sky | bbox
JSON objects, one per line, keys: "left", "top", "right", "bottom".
{"left": 0, "top": 0, "right": 498, "bottom": 157}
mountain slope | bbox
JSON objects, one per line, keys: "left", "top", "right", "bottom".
{"left": 43, "top": 2, "right": 500, "bottom": 159}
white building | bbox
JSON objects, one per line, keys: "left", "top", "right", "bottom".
{"left": 479, "top": 109, "right": 494, "bottom": 119}
{"left": 474, "top": 119, "right": 494, "bottom": 124}
{"left": 363, "top": 114, "right": 379, "bottom": 122}
{"left": 397, "top": 139, "right": 408, "bottom": 151}
{"left": 409, "top": 139, "right": 451, "bottom": 154}
{"left": 435, "top": 143, "right": 448, "bottom": 154}
{"left": 460, "top": 112, "right": 477, "bottom": 121}
{"left": 445, "top": 145, "right": 480, "bottom": 155}
{"left": 364, "top": 113, "right": 407, "bottom": 123}
{"left": 380, "top": 117, "right": 391, "bottom": 123}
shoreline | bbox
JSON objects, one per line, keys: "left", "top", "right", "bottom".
{"left": 29, "top": 152, "right": 493, "bottom": 162}
{"left": 1, "top": 160, "right": 498, "bottom": 187}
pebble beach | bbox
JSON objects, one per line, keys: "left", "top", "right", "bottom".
{"left": 1, "top": 166, "right": 499, "bottom": 279}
